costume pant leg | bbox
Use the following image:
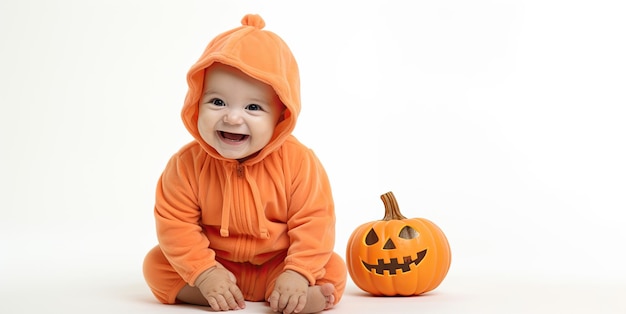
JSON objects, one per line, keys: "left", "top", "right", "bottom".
{"left": 143, "top": 244, "right": 274, "bottom": 303}
{"left": 317, "top": 252, "right": 348, "bottom": 304}
{"left": 142, "top": 245, "right": 187, "bottom": 304}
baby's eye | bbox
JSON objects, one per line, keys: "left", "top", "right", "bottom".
{"left": 246, "top": 104, "right": 262, "bottom": 111}
{"left": 211, "top": 98, "right": 226, "bottom": 106}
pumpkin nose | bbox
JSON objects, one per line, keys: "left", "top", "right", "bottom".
{"left": 383, "top": 239, "right": 396, "bottom": 250}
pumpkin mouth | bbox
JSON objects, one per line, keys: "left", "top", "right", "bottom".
{"left": 361, "top": 249, "right": 427, "bottom": 275}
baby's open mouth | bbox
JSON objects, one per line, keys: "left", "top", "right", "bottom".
{"left": 219, "top": 131, "right": 249, "bottom": 142}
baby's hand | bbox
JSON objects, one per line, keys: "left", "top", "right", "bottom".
{"left": 194, "top": 264, "right": 245, "bottom": 311}
{"left": 268, "top": 270, "right": 309, "bottom": 314}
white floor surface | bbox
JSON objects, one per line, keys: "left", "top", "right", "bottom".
{"left": 2, "top": 269, "right": 624, "bottom": 314}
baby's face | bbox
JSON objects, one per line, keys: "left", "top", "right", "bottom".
{"left": 198, "top": 63, "right": 283, "bottom": 160}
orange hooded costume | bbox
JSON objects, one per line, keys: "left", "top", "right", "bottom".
{"left": 143, "top": 14, "right": 347, "bottom": 304}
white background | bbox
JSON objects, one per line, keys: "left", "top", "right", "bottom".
{"left": 1, "top": 0, "right": 625, "bottom": 313}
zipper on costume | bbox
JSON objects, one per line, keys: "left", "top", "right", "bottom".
{"left": 237, "top": 164, "right": 244, "bottom": 177}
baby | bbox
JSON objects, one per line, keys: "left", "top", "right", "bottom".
{"left": 142, "top": 14, "right": 347, "bottom": 313}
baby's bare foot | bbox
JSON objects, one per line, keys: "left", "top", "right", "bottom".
{"left": 299, "top": 283, "right": 335, "bottom": 313}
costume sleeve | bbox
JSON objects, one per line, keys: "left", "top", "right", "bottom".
{"left": 283, "top": 149, "right": 335, "bottom": 285}
{"left": 154, "top": 148, "right": 217, "bottom": 285}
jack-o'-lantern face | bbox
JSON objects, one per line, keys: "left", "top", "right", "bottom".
{"left": 361, "top": 225, "right": 427, "bottom": 275}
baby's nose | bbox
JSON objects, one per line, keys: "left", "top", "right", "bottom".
{"left": 224, "top": 110, "right": 243, "bottom": 124}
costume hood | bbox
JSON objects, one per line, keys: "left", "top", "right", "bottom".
{"left": 181, "top": 14, "right": 300, "bottom": 163}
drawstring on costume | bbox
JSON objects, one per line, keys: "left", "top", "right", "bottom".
{"left": 220, "top": 169, "right": 233, "bottom": 237}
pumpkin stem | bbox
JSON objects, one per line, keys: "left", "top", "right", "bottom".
{"left": 381, "top": 191, "right": 407, "bottom": 220}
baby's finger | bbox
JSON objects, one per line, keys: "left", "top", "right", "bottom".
{"left": 293, "top": 293, "right": 307, "bottom": 313}
{"left": 213, "top": 295, "right": 230, "bottom": 311}
{"left": 282, "top": 294, "right": 300, "bottom": 314}
{"left": 223, "top": 289, "right": 246, "bottom": 310}
{"left": 277, "top": 293, "right": 291, "bottom": 313}
{"left": 206, "top": 296, "right": 221, "bottom": 311}
{"left": 230, "top": 285, "right": 246, "bottom": 309}
{"left": 268, "top": 291, "right": 280, "bottom": 312}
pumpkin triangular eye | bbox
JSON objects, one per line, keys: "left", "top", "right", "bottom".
{"left": 365, "top": 228, "right": 379, "bottom": 245}
{"left": 399, "top": 226, "right": 418, "bottom": 239}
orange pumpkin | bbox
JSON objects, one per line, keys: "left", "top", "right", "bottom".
{"left": 346, "top": 191, "right": 451, "bottom": 296}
